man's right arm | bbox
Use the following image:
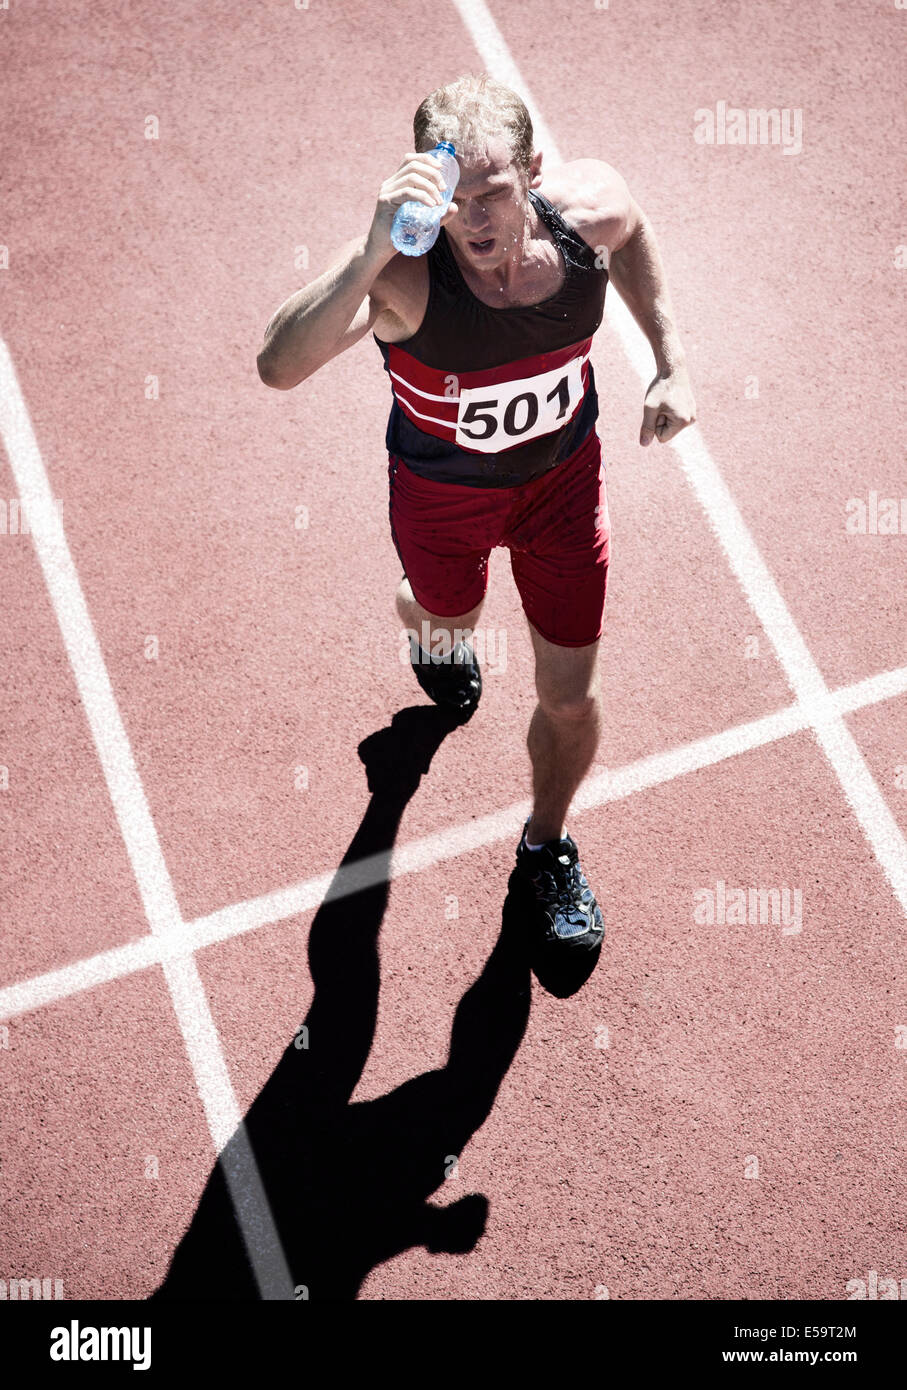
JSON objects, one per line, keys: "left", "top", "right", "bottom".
{"left": 256, "top": 151, "right": 453, "bottom": 391}
{"left": 256, "top": 238, "right": 395, "bottom": 390}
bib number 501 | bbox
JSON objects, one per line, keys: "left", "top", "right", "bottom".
{"left": 455, "top": 356, "right": 587, "bottom": 453}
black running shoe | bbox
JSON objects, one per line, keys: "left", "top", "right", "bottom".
{"left": 410, "top": 638, "right": 482, "bottom": 720}
{"left": 510, "top": 820, "right": 604, "bottom": 953}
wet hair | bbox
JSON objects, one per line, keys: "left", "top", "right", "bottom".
{"left": 413, "top": 73, "right": 534, "bottom": 178}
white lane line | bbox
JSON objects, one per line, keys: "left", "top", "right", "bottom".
{"left": 0, "top": 937, "right": 164, "bottom": 1021}
{"left": 831, "top": 664, "right": 907, "bottom": 716}
{"left": 0, "top": 340, "right": 294, "bottom": 1301}
{"left": 678, "top": 426, "right": 907, "bottom": 910}
{"left": 452, "top": 0, "right": 907, "bottom": 917}
{"left": 3, "top": 662, "right": 906, "bottom": 1024}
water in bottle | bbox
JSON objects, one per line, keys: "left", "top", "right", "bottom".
{"left": 390, "top": 142, "right": 460, "bottom": 257}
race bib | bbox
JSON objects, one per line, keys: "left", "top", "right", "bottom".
{"left": 454, "top": 355, "right": 587, "bottom": 454}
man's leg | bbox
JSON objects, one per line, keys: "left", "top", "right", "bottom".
{"left": 504, "top": 431, "right": 609, "bottom": 844}
{"left": 512, "top": 620, "right": 605, "bottom": 965}
{"left": 524, "top": 625, "right": 601, "bottom": 846}
{"left": 395, "top": 575, "right": 485, "bottom": 717}
{"left": 395, "top": 576, "right": 484, "bottom": 659}
{"left": 387, "top": 454, "right": 496, "bottom": 714}
{"left": 501, "top": 432, "right": 608, "bottom": 965}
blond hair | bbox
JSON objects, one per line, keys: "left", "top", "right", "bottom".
{"left": 413, "top": 73, "right": 534, "bottom": 178}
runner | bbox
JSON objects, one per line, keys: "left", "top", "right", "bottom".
{"left": 257, "top": 73, "right": 696, "bottom": 979}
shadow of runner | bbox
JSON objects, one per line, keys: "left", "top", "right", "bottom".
{"left": 152, "top": 705, "right": 532, "bottom": 1300}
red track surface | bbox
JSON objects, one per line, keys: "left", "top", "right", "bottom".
{"left": 1, "top": 0, "right": 905, "bottom": 1300}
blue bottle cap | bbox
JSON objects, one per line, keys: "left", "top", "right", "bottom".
{"left": 435, "top": 140, "right": 456, "bottom": 155}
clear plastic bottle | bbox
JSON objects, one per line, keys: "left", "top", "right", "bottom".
{"left": 390, "top": 141, "right": 460, "bottom": 257}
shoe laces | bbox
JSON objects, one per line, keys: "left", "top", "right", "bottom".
{"left": 531, "top": 843, "right": 583, "bottom": 906}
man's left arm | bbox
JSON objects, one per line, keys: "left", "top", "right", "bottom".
{"left": 586, "top": 163, "right": 697, "bottom": 447}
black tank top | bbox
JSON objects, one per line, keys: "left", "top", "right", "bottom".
{"left": 374, "top": 189, "right": 608, "bottom": 488}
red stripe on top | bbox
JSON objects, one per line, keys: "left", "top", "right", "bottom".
{"left": 387, "top": 337, "right": 592, "bottom": 396}
{"left": 386, "top": 338, "right": 593, "bottom": 442}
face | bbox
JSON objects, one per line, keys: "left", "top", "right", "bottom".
{"left": 443, "top": 135, "right": 542, "bottom": 268}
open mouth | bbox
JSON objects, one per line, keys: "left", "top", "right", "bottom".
{"left": 468, "top": 237, "right": 495, "bottom": 255}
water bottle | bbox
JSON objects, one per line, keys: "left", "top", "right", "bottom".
{"left": 390, "top": 141, "right": 460, "bottom": 257}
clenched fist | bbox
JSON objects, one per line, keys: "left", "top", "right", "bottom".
{"left": 639, "top": 367, "right": 697, "bottom": 446}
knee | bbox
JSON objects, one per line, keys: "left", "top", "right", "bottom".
{"left": 536, "top": 689, "right": 599, "bottom": 723}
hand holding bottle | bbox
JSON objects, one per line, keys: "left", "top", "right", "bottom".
{"left": 366, "top": 145, "right": 460, "bottom": 263}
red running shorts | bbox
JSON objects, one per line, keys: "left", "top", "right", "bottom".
{"left": 387, "top": 427, "right": 610, "bottom": 648}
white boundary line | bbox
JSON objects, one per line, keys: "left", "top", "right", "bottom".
{"left": 0, "top": 0, "right": 904, "bottom": 1301}
{"left": 1, "top": 661, "right": 906, "bottom": 1025}
{"left": 0, "top": 341, "right": 295, "bottom": 1301}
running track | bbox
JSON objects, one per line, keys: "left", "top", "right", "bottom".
{"left": 1, "top": 0, "right": 905, "bottom": 1300}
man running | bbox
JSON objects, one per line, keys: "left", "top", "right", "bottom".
{"left": 257, "top": 74, "right": 696, "bottom": 976}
